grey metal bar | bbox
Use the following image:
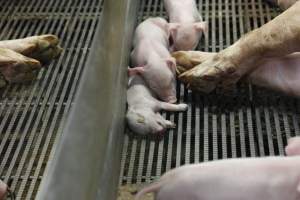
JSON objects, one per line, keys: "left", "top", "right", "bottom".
{"left": 36, "top": 0, "right": 139, "bottom": 199}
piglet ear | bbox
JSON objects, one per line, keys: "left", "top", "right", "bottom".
{"left": 166, "top": 58, "right": 176, "bottom": 73}
{"left": 128, "top": 66, "right": 145, "bottom": 76}
{"left": 194, "top": 21, "right": 208, "bottom": 37}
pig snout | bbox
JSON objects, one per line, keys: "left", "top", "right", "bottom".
{"left": 285, "top": 136, "right": 300, "bottom": 156}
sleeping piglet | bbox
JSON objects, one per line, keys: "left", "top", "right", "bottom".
{"left": 164, "top": 0, "right": 207, "bottom": 51}
{"left": 286, "top": 136, "right": 300, "bottom": 156}
{"left": 126, "top": 75, "right": 187, "bottom": 135}
{"left": 135, "top": 156, "right": 300, "bottom": 200}
{"left": 129, "top": 17, "right": 178, "bottom": 103}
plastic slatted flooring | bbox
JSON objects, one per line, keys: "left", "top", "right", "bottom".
{"left": 120, "top": 0, "right": 300, "bottom": 186}
{"left": 0, "top": 0, "right": 103, "bottom": 199}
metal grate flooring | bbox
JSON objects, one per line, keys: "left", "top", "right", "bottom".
{"left": 0, "top": 0, "right": 103, "bottom": 199}
{"left": 119, "top": 0, "right": 300, "bottom": 186}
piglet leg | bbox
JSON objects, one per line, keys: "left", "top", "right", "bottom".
{"left": 155, "top": 113, "right": 176, "bottom": 128}
{"left": 158, "top": 102, "right": 188, "bottom": 112}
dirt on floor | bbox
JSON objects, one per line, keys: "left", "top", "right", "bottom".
{"left": 118, "top": 184, "right": 154, "bottom": 200}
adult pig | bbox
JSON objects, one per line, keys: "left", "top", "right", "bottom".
{"left": 174, "top": 51, "right": 300, "bottom": 97}
{"left": 178, "top": 1, "right": 300, "bottom": 93}
{"left": 135, "top": 156, "right": 300, "bottom": 200}
{"left": 286, "top": 136, "right": 300, "bottom": 156}
{"left": 129, "top": 17, "right": 178, "bottom": 103}
{"left": 164, "top": 0, "right": 207, "bottom": 51}
{"left": 126, "top": 75, "right": 187, "bottom": 135}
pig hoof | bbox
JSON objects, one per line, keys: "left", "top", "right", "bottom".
{"left": 28, "top": 35, "right": 62, "bottom": 63}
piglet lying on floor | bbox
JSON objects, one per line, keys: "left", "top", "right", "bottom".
{"left": 135, "top": 156, "right": 300, "bottom": 200}
{"left": 164, "top": 0, "right": 207, "bottom": 51}
{"left": 129, "top": 17, "right": 177, "bottom": 103}
{"left": 126, "top": 74, "right": 187, "bottom": 135}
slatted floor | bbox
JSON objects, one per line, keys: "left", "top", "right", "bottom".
{"left": 0, "top": 0, "right": 103, "bottom": 199}
{"left": 119, "top": 0, "right": 300, "bottom": 186}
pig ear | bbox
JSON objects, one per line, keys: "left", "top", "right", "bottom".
{"left": 194, "top": 21, "right": 208, "bottom": 37}
{"left": 128, "top": 66, "right": 145, "bottom": 76}
{"left": 166, "top": 58, "right": 176, "bottom": 72}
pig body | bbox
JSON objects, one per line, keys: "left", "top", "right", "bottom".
{"left": 135, "top": 156, "right": 300, "bottom": 200}
{"left": 286, "top": 136, "right": 300, "bottom": 156}
{"left": 129, "top": 17, "right": 178, "bottom": 103}
{"left": 164, "top": 0, "right": 207, "bottom": 51}
{"left": 126, "top": 75, "right": 187, "bottom": 135}
{"left": 248, "top": 53, "right": 300, "bottom": 97}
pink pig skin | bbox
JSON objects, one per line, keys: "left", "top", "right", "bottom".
{"left": 0, "top": 180, "right": 8, "bottom": 200}
{"left": 164, "top": 0, "right": 207, "bottom": 51}
{"left": 126, "top": 75, "right": 187, "bottom": 135}
{"left": 248, "top": 53, "right": 300, "bottom": 97}
{"left": 135, "top": 156, "right": 300, "bottom": 200}
{"left": 286, "top": 136, "right": 300, "bottom": 156}
{"left": 130, "top": 17, "right": 177, "bottom": 103}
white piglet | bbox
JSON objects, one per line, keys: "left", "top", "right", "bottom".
{"left": 135, "top": 156, "right": 300, "bottom": 200}
{"left": 129, "top": 17, "right": 178, "bottom": 103}
{"left": 164, "top": 0, "right": 207, "bottom": 51}
{"left": 126, "top": 75, "right": 187, "bottom": 135}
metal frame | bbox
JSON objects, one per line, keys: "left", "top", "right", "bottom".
{"left": 36, "top": 0, "right": 139, "bottom": 199}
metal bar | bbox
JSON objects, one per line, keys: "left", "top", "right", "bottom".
{"left": 36, "top": 0, "right": 140, "bottom": 199}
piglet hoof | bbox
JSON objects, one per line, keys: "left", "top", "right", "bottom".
{"left": 169, "top": 123, "right": 176, "bottom": 129}
{"left": 178, "top": 103, "right": 188, "bottom": 111}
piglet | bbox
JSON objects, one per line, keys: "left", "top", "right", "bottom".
{"left": 286, "top": 136, "right": 300, "bottom": 156}
{"left": 129, "top": 17, "right": 178, "bottom": 103}
{"left": 126, "top": 74, "right": 187, "bottom": 135}
{"left": 135, "top": 156, "right": 300, "bottom": 200}
{"left": 164, "top": 0, "right": 207, "bottom": 51}
{"left": 0, "top": 180, "right": 14, "bottom": 200}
